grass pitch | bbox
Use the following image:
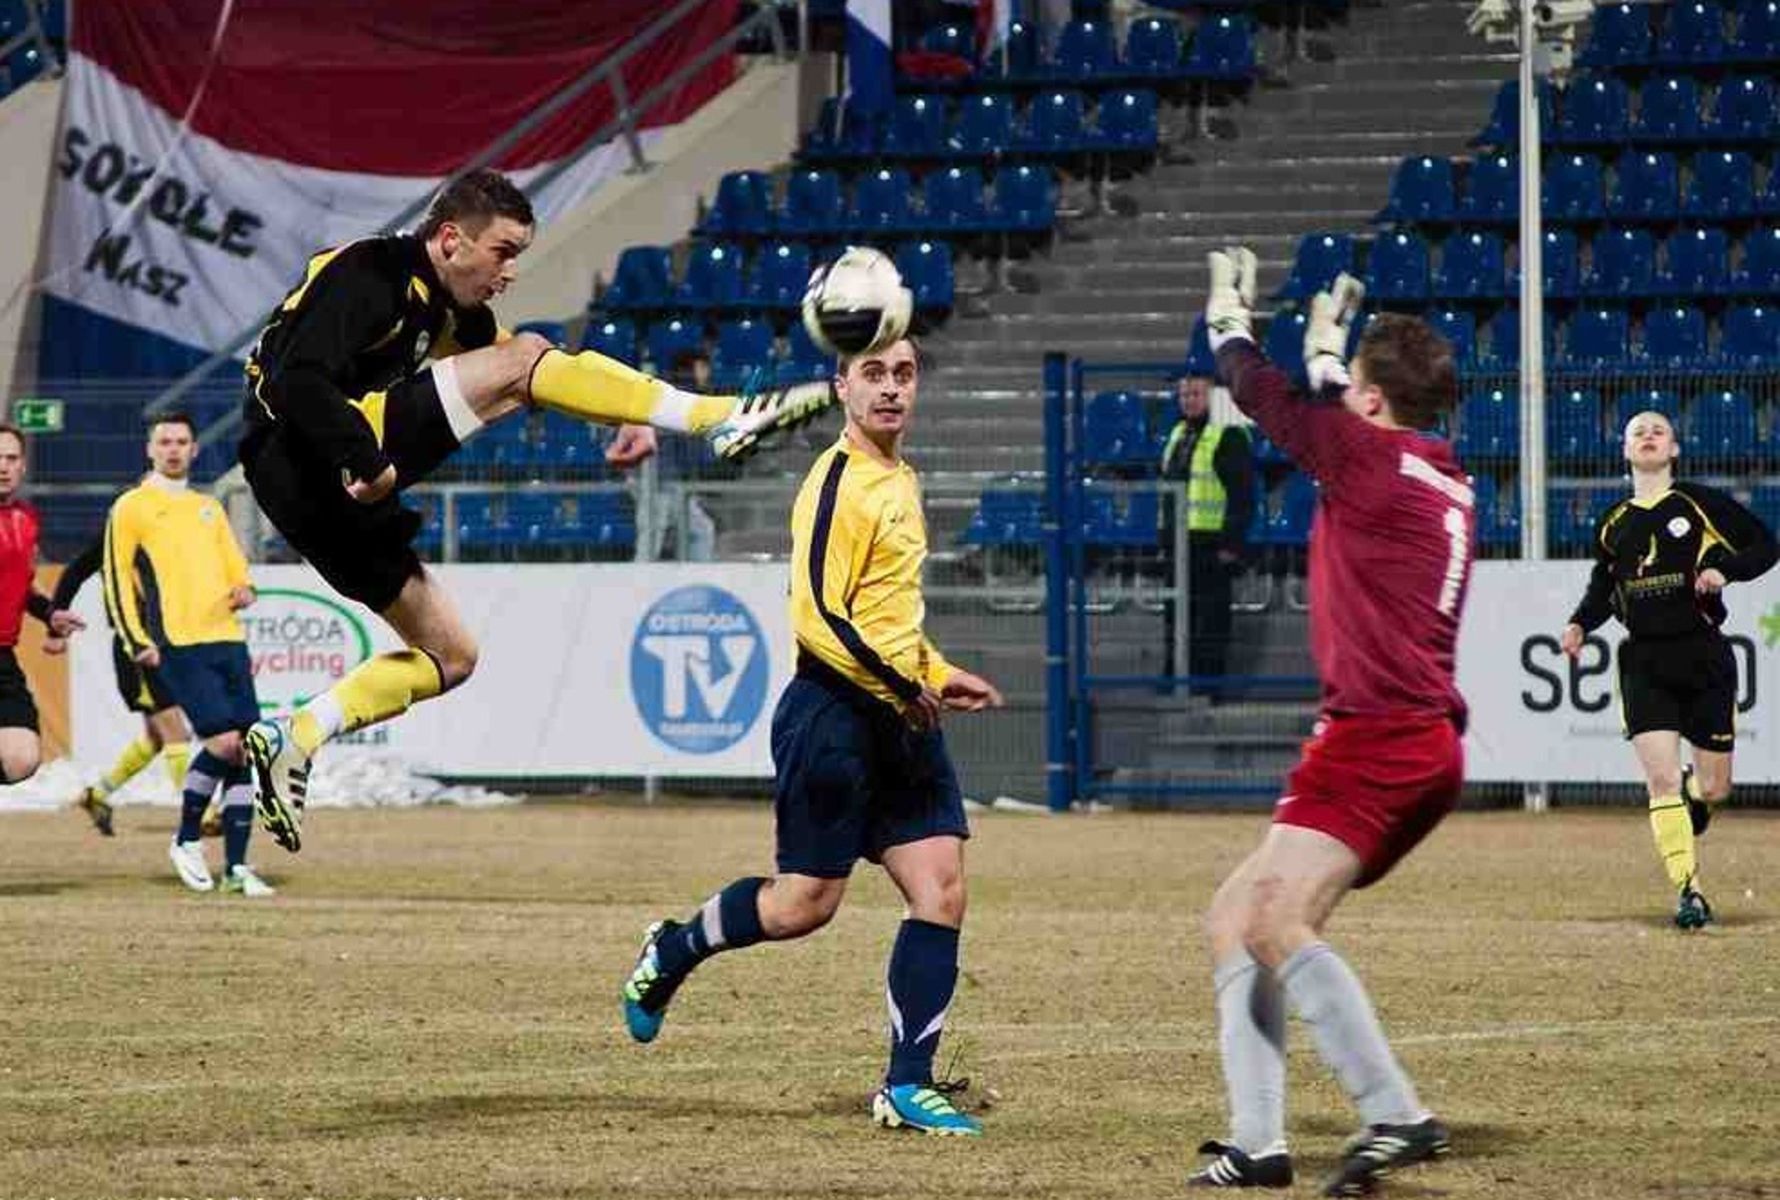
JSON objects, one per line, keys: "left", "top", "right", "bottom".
{"left": 1, "top": 803, "right": 1776, "bottom": 1200}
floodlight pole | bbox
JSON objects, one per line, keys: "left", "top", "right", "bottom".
{"left": 1516, "top": 0, "right": 1551, "bottom": 815}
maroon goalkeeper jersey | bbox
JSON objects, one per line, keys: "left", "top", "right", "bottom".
{"left": 1217, "top": 341, "right": 1473, "bottom": 727}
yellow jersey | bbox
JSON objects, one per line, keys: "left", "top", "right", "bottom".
{"left": 789, "top": 434, "right": 951, "bottom": 709}
{"left": 103, "top": 479, "right": 252, "bottom": 653}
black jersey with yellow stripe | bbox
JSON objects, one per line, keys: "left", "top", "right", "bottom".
{"left": 242, "top": 234, "right": 497, "bottom": 484}
{"left": 1570, "top": 481, "right": 1779, "bottom": 639}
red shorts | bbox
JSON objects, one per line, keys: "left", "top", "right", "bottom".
{"left": 1275, "top": 712, "right": 1464, "bottom": 889}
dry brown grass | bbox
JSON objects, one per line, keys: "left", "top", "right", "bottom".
{"left": 0, "top": 802, "right": 1776, "bottom": 1200}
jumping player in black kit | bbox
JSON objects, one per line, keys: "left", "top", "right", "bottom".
{"left": 1560, "top": 410, "right": 1777, "bottom": 929}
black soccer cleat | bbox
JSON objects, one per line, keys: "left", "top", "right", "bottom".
{"left": 1187, "top": 1140, "right": 1294, "bottom": 1189}
{"left": 1675, "top": 883, "right": 1714, "bottom": 931}
{"left": 1682, "top": 765, "right": 1712, "bottom": 836}
{"left": 1322, "top": 1117, "right": 1451, "bottom": 1197}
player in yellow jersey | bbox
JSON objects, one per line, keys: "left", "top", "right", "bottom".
{"left": 104, "top": 415, "right": 272, "bottom": 896}
{"left": 620, "top": 336, "right": 1004, "bottom": 1136}
{"left": 241, "top": 169, "right": 830, "bottom": 853}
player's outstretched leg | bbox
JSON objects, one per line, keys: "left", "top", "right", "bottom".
{"left": 622, "top": 878, "right": 769, "bottom": 1043}
{"left": 245, "top": 719, "right": 309, "bottom": 853}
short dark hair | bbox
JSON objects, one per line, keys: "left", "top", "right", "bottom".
{"left": 1354, "top": 314, "right": 1458, "bottom": 432}
{"left": 147, "top": 411, "right": 197, "bottom": 437}
{"left": 418, "top": 169, "right": 535, "bottom": 241}
{"left": 838, "top": 334, "right": 927, "bottom": 375}
{"left": 0, "top": 424, "right": 24, "bottom": 454}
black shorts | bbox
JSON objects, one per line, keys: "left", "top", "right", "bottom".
{"left": 1619, "top": 630, "right": 1737, "bottom": 751}
{"left": 770, "top": 657, "right": 969, "bottom": 879}
{"left": 0, "top": 648, "right": 39, "bottom": 733}
{"left": 241, "top": 368, "right": 460, "bottom": 611}
{"left": 112, "top": 636, "right": 177, "bottom": 715}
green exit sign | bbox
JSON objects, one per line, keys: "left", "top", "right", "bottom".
{"left": 11, "top": 399, "right": 63, "bottom": 433}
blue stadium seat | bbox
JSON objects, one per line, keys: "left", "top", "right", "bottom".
{"left": 803, "top": 97, "right": 843, "bottom": 157}
{"left": 925, "top": 165, "right": 991, "bottom": 230}
{"left": 1548, "top": 388, "right": 1604, "bottom": 464}
{"left": 1053, "top": 19, "right": 1118, "bottom": 80}
{"left": 1080, "top": 488, "right": 1123, "bottom": 546}
{"left": 1124, "top": 16, "right": 1184, "bottom": 76}
{"left": 1554, "top": 75, "right": 1630, "bottom": 143}
{"left": 993, "top": 165, "right": 1057, "bottom": 232}
{"left": 1275, "top": 233, "right": 1355, "bottom": 300}
{"left": 1457, "top": 153, "right": 1517, "bottom": 223}
{"left": 777, "top": 319, "right": 836, "bottom": 385}
{"left": 1544, "top": 153, "right": 1606, "bottom": 221}
{"left": 1638, "top": 305, "right": 1710, "bottom": 368}
{"left": 512, "top": 492, "right": 574, "bottom": 549}
{"left": 851, "top": 167, "right": 916, "bottom": 232}
{"left": 1660, "top": 226, "right": 1730, "bottom": 295}
{"left": 572, "top": 493, "right": 638, "bottom": 552}
{"left": 1536, "top": 228, "right": 1583, "bottom": 298}
{"left": 1765, "top": 167, "right": 1780, "bottom": 215}
{"left": 1262, "top": 311, "right": 1310, "bottom": 387}
{"left": 533, "top": 413, "right": 601, "bottom": 474}
{"left": 710, "top": 317, "right": 776, "bottom": 390}
{"left": 952, "top": 93, "right": 1014, "bottom": 156}
{"left": 1614, "top": 387, "right": 1682, "bottom": 433}
{"left": 744, "top": 240, "right": 813, "bottom": 312}
{"left": 1608, "top": 150, "right": 1680, "bottom": 219}
{"left": 1729, "top": 0, "right": 1780, "bottom": 60}
{"left": 883, "top": 94, "right": 949, "bottom": 157}
{"left": 1258, "top": 473, "right": 1317, "bottom": 549}
{"left": 1655, "top": 0, "right": 1726, "bottom": 64}
{"left": 995, "top": 18, "right": 1043, "bottom": 80}
{"left": 1471, "top": 474, "right": 1521, "bottom": 549}
{"left": 1095, "top": 89, "right": 1160, "bottom": 153}
{"left": 780, "top": 169, "right": 845, "bottom": 235}
{"left": 1019, "top": 89, "right": 1092, "bottom": 154}
{"left": 1750, "top": 484, "right": 1780, "bottom": 533}
{"left": 1365, "top": 231, "right": 1431, "bottom": 302}
{"left": 962, "top": 490, "right": 1044, "bottom": 546}
{"left": 919, "top": 22, "right": 975, "bottom": 60}
{"left": 1471, "top": 80, "right": 1555, "bottom": 148}
{"left": 698, "top": 171, "right": 773, "bottom": 237}
{"left": 1584, "top": 227, "right": 1657, "bottom": 296}
{"left": 1426, "top": 308, "right": 1477, "bottom": 366}
{"left": 602, "top": 246, "right": 673, "bottom": 311}
{"left": 1434, "top": 230, "right": 1507, "bottom": 299}
{"left": 1690, "top": 390, "right": 1757, "bottom": 459}
{"left": 645, "top": 317, "right": 705, "bottom": 371}
{"left": 896, "top": 239, "right": 956, "bottom": 312}
{"left": 1718, "top": 303, "right": 1780, "bottom": 366}
{"left": 1736, "top": 227, "right": 1780, "bottom": 293}
{"left": 673, "top": 242, "right": 745, "bottom": 310}
{"left": 1459, "top": 386, "right": 1519, "bottom": 461}
{"left": 1581, "top": 2, "right": 1653, "bottom": 66}
{"left": 1183, "top": 314, "right": 1216, "bottom": 377}
{"left": 1183, "top": 14, "right": 1257, "bottom": 80}
{"left": 1113, "top": 491, "right": 1162, "bottom": 548}
{"left": 454, "top": 496, "right": 512, "bottom": 550}
{"left": 1705, "top": 75, "right": 1776, "bottom": 140}
{"left": 581, "top": 316, "right": 639, "bottom": 365}
{"left": 1561, "top": 306, "right": 1632, "bottom": 367}
{"left": 1376, "top": 156, "right": 1456, "bottom": 224}
{"left": 1683, "top": 151, "right": 1756, "bottom": 218}
{"left": 1632, "top": 75, "right": 1703, "bottom": 141}
{"left": 4, "top": 41, "right": 45, "bottom": 90}
{"left": 1084, "top": 391, "right": 1153, "bottom": 469}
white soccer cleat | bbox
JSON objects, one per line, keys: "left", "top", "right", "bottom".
{"left": 168, "top": 839, "right": 214, "bottom": 892}
{"left": 707, "top": 380, "right": 835, "bottom": 462}
{"left": 220, "top": 863, "right": 276, "bottom": 898}
{"left": 245, "top": 718, "right": 310, "bottom": 854}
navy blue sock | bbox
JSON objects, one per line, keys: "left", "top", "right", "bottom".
{"left": 221, "top": 769, "right": 253, "bottom": 871}
{"left": 885, "top": 919, "right": 961, "bottom": 1087}
{"left": 177, "top": 750, "right": 227, "bottom": 843}
{"left": 654, "top": 876, "right": 768, "bottom": 979}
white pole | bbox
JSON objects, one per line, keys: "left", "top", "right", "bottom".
{"left": 1517, "top": 0, "right": 1549, "bottom": 814}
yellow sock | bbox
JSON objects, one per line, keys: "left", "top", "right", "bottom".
{"left": 1648, "top": 793, "right": 1696, "bottom": 890}
{"left": 97, "top": 736, "right": 157, "bottom": 796}
{"left": 161, "top": 741, "right": 191, "bottom": 792}
{"left": 528, "top": 348, "right": 733, "bottom": 433}
{"left": 291, "top": 649, "right": 444, "bottom": 756}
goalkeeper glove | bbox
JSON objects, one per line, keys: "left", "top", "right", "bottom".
{"left": 1304, "top": 272, "right": 1365, "bottom": 391}
{"left": 1205, "top": 246, "right": 1258, "bottom": 351}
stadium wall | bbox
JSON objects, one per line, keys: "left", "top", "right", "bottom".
{"left": 0, "top": 77, "right": 64, "bottom": 393}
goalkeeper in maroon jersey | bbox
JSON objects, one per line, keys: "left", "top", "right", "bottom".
{"left": 1185, "top": 250, "right": 1473, "bottom": 1197}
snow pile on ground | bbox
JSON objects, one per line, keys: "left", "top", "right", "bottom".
{"left": 0, "top": 754, "right": 518, "bottom": 813}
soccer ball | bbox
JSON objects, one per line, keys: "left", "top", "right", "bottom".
{"left": 800, "top": 246, "right": 913, "bottom": 358}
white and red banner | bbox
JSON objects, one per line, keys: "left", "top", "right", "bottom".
{"left": 40, "top": 0, "right": 739, "bottom": 372}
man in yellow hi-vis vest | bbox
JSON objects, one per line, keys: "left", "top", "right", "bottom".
{"left": 1160, "top": 371, "right": 1255, "bottom": 700}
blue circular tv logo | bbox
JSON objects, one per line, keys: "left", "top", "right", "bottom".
{"left": 630, "top": 585, "right": 769, "bottom": 754}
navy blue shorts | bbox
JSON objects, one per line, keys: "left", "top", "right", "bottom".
{"left": 771, "top": 662, "right": 969, "bottom": 879}
{"left": 156, "top": 642, "right": 260, "bottom": 738}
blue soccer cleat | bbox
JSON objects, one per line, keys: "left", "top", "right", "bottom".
{"left": 871, "top": 1083, "right": 982, "bottom": 1137}
{"left": 621, "top": 919, "right": 684, "bottom": 1043}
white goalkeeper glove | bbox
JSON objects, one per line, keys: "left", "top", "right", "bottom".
{"left": 1205, "top": 246, "right": 1258, "bottom": 351}
{"left": 1304, "top": 272, "right": 1365, "bottom": 391}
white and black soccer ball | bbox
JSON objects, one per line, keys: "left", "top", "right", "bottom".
{"left": 800, "top": 245, "right": 913, "bottom": 358}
